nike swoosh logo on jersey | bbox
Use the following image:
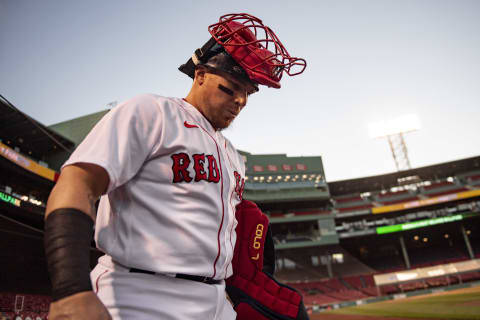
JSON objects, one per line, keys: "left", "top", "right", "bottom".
{"left": 184, "top": 121, "right": 198, "bottom": 128}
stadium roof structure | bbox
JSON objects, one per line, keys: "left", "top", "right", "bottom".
{"left": 48, "top": 109, "right": 110, "bottom": 146}
{"left": 328, "top": 155, "right": 480, "bottom": 196}
{"left": 0, "top": 95, "right": 75, "bottom": 161}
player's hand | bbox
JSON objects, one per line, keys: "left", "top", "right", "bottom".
{"left": 48, "top": 291, "right": 112, "bottom": 320}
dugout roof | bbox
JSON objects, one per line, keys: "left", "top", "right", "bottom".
{"left": 0, "top": 95, "right": 75, "bottom": 161}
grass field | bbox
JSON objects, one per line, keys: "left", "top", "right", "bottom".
{"left": 310, "top": 285, "right": 480, "bottom": 320}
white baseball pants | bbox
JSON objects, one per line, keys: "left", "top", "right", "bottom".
{"left": 90, "top": 255, "right": 236, "bottom": 320}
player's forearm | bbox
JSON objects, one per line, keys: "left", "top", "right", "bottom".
{"left": 44, "top": 164, "right": 108, "bottom": 301}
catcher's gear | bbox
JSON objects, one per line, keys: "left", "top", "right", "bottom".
{"left": 179, "top": 13, "right": 306, "bottom": 89}
{"left": 226, "top": 200, "right": 309, "bottom": 320}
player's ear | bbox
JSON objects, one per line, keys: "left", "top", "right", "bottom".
{"left": 194, "top": 66, "right": 207, "bottom": 85}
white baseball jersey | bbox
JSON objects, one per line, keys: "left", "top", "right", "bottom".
{"left": 64, "top": 94, "right": 246, "bottom": 280}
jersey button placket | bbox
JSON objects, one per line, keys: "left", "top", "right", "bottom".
{"left": 219, "top": 137, "right": 236, "bottom": 278}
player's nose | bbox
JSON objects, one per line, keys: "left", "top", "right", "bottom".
{"left": 234, "top": 91, "right": 247, "bottom": 109}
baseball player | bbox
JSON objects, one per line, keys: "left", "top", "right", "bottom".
{"left": 43, "top": 13, "right": 306, "bottom": 320}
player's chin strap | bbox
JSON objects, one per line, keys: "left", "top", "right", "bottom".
{"left": 226, "top": 200, "right": 310, "bottom": 320}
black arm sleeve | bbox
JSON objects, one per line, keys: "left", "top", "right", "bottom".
{"left": 44, "top": 208, "right": 94, "bottom": 301}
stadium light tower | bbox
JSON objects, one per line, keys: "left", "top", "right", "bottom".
{"left": 368, "top": 114, "right": 421, "bottom": 171}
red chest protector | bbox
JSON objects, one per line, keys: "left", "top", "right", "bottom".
{"left": 226, "top": 200, "right": 309, "bottom": 320}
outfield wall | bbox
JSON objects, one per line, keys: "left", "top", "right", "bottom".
{"left": 318, "top": 280, "right": 480, "bottom": 313}
{"left": 374, "top": 259, "right": 480, "bottom": 286}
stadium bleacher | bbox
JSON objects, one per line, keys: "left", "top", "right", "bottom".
{"left": 286, "top": 260, "right": 480, "bottom": 307}
{"left": 0, "top": 293, "right": 50, "bottom": 320}
{"left": 266, "top": 172, "right": 480, "bottom": 220}
{"left": 421, "top": 181, "right": 469, "bottom": 198}
{"left": 374, "top": 189, "right": 419, "bottom": 205}
{"left": 332, "top": 194, "right": 374, "bottom": 213}
{"left": 290, "top": 178, "right": 479, "bottom": 308}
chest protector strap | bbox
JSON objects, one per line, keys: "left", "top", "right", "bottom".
{"left": 226, "top": 200, "right": 309, "bottom": 320}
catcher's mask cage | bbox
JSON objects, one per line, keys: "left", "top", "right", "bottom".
{"left": 179, "top": 13, "right": 307, "bottom": 89}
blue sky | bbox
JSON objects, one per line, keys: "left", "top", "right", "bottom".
{"left": 1, "top": 0, "right": 479, "bottom": 181}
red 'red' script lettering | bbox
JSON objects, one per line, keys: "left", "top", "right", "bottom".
{"left": 171, "top": 153, "right": 220, "bottom": 183}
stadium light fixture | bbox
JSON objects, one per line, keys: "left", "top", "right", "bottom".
{"left": 368, "top": 114, "right": 421, "bottom": 138}
{"left": 368, "top": 114, "right": 421, "bottom": 171}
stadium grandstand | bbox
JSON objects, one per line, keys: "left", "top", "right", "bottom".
{"left": 0, "top": 95, "right": 479, "bottom": 317}
{"left": 0, "top": 95, "right": 106, "bottom": 319}
{"left": 244, "top": 152, "right": 480, "bottom": 311}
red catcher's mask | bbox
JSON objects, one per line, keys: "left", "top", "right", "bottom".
{"left": 208, "top": 13, "right": 307, "bottom": 88}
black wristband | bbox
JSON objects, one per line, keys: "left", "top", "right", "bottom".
{"left": 44, "top": 208, "right": 94, "bottom": 301}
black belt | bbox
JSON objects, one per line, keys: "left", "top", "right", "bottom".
{"left": 129, "top": 268, "right": 221, "bottom": 285}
